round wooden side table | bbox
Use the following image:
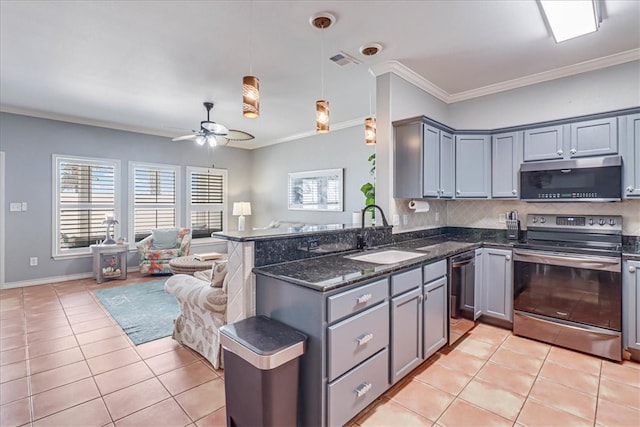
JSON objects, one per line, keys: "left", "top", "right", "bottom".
{"left": 169, "top": 255, "right": 217, "bottom": 275}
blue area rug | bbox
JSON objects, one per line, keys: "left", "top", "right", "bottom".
{"left": 93, "top": 280, "right": 179, "bottom": 345}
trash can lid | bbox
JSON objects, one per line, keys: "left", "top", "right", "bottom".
{"left": 220, "top": 316, "right": 307, "bottom": 370}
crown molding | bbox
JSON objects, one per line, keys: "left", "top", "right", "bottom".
{"left": 371, "top": 49, "right": 640, "bottom": 104}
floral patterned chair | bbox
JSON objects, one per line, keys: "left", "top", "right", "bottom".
{"left": 136, "top": 228, "right": 191, "bottom": 275}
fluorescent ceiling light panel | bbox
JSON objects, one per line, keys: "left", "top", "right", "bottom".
{"left": 540, "top": 0, "right": 599, "bottom": 43}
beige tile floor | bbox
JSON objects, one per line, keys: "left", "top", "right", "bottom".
{"left": 1, "top": 273, "right": 639, "bottom": 427}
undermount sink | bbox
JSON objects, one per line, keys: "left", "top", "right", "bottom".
{"left": 347, "top": 250, "right": 425, "bottom": 265}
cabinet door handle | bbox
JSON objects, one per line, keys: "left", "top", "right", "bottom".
{"left": 570, "top": 148, "right": 577, "bottom": 155}
{"left": 512, "top": 189, "right": 517, "bottom": 195}
{"left": 506, "top": 255, "right": 511, "bottom": 261}
{"left": 356, "top": 293, "right": 373, "bottom": 304}
{"left": 557, "top": 149, "right": 563, "bottom": 156}
{"left": 354, "top": 382, "right": 372, "bottom": 397}
{"left": 627, "top": 186, "right": 635, "bottom": 193}
{"left": 456, "top": 190, "right": 461, "bottom": 195}
{"left": 357, "top": 333, "right": 374, "bottom": 346}
{"left": 630, "top": 266, "right": 637, "bottom": 273}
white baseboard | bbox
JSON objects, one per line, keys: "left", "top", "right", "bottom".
{"left": 1, "top": 265, "right": 142, "bottom": 290}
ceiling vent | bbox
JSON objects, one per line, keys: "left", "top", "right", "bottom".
{"left": 330, "top": 51, "right": 361, "bottom": 66}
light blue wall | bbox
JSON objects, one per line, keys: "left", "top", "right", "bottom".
{"left": 250, "top": 125, "right": 375, "bottom": 227}
{"left": 0, "top": 112, "right": 252, "bottom": 284}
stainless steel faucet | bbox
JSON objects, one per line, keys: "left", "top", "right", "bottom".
{"left": 357, "top": 204, "right": 389, "bottom": 250}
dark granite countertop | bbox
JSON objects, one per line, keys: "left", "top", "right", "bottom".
{"left": 253, "top": 235, "right": 515, "bottom": 292}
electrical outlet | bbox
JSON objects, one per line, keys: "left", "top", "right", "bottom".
{"left": 29, "top": 257, "right": 38, "bottom": 266}
{"left": 392, "top": 214, "right": 400, "bottom": 226}
{"left": 21, "top": 202, "right": 28, "bottom": 211}
{"left": 498, "top": 213, "right": 506, "bottom": 223}
{"left": 402, "top": 215, "right": 409, "bottom": 225}
{"left": 435, "top": 212, "right": 440, "bottom": 222}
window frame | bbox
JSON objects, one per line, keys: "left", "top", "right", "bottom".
{"left": 128, "top": 161, "right": 181, "bottom": 246}
{"left": 186, "top": 166, "right": 228, "bottom": 241}
{"left": 52, "top": 154, "right": 121, "bottom": 259}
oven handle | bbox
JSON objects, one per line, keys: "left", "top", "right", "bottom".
{"left": 513, "top": 249, "right": 620, "bottom": 272}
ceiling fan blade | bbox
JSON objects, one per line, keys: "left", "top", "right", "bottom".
{"left": 226, "top": 130, "right": 255, "bottom": 141}
{"left": 215, "top": 135, "right": 230, "bottom": 146}
{"left": 171, "top": 134, "right": 198, "bottom": 142}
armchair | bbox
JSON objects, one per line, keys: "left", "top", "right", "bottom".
{"left": 136, "top": 228, "right": 192, "bottom": 275}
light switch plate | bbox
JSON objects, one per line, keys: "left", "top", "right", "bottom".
{"left": 499, "top": 213, "right": 506, "bottom": 223}
{"left": 10, "top": 202, "right": 21, "bottom": 212}
{"left": 392, "top": 214, "right": 400, "bottom": 226}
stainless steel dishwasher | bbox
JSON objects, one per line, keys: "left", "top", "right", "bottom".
{"left": 448, "top": 251, "right": 476, "bottom": 345}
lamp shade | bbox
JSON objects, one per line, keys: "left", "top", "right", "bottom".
{"left": 316, "top": 100, "right": 330, "bottom": 133}
{"left": 243, "top": 75, "right": 260, "bottom": 118}
{"left": 365, "top": 117, "right": 376, "bottom": 145}
{"left": 232, "top": 202, "right": 252, "bottom": 216}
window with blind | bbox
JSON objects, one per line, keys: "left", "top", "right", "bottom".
{"left": 288, "top": 168, "right": 343, "bottom": 211}
{"left": 53, "top": 155, "right": 121, "bottom": 257}
{"left": 187, "top": 167, "right": 227, "bottom": 239}
{"left": 129, "top": 162, "right": 180, "bottom": 242}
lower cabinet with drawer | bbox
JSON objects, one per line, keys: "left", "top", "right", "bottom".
{"left": 255, "top": 260, "right": 449, "bottom": 426}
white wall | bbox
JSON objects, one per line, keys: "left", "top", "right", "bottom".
{"left": 449, "top": 61, "right": 640, "bottom": 129}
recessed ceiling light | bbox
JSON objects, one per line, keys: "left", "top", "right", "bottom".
{"left": 539, "top": 0, "right": 600, "bottom": 43}
{"left": 360, "top": 43, "right": 383, "bottom": 57}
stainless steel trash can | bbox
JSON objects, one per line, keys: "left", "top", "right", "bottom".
{"left": 220, "top": 315, "right": 307, "bottom": 427}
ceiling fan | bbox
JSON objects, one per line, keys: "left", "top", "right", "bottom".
{"left": 172, "top": 102, "right": 254, "bottom": 146}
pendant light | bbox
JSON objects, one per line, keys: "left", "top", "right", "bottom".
{"left": 310, "top": 13, "right": 335, "bottom": 133}
{"left": 360, "top": 44, "right": 382, "bottom": 146}
{"left": 243, "top": 1, "right": 259, "bottom": 118}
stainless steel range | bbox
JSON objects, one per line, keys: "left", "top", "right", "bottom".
{"left": 513, "top": 213, "right": 623, "bottom": 361}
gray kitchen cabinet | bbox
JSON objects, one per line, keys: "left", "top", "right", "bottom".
{"left": 394, "top": 120, "right": 423, "bottom": 199}
{"left": 621, "top": 113, "right": 640, "bottom": 198}
{"left": 455, "top": 134, "right": 491, "bottom": 198}
{"left": 474, "top": 249, "right": 484, "bottom": 320}
{"left": 491, "top": 131, "right": 521, "bottom": 198}
{"left": 394, "top": 119, "right": 454, "bottom": 199}
{"left": 569, "top": 117, "right": 618, "bottom": 158}
{"left": 623, "top": 260, "right": 640, "bottom": 353}
{"left": 523, "top": 125, "right": 567, "bottom": 161}
{"left": 523, "top": 118, "right": 618, "bottom": 162}
{"left": 423, "top": 276, "right": 447, "bottom": 359}
{"left": 420, "top": 123, "right": 454, "bottom": 198}
{"left": 390, "top": 286, "right": 422, "bottom": 384}
{"left": 390, "top": 261, "right": 448, "bottom": 384}
{"left": 481, "top": 248, "right": 513, "bottom": 322}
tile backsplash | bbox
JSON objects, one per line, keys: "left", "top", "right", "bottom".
{"left": 393, "top": 199, "right": 640, "bottom": 236}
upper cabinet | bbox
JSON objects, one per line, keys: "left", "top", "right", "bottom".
{"left": 423, "top": 125, "right": 454, "bottom": 198}
{"left": 492, "top": 132, "right": 521, "bottom": 199}
{"left": 394, "top": 120, "right": 423, "bottom": 199}
{"left": 523, "top": 118, "right": 618, "bottom": 162}
{"left": 394, "top": 119, "right": 454, "bottom": 199}
{"left": 621, "top": 113, "right": 640, "bottom": 198}
{"left": 455, "top": 134, "right": 491, "bottom": 198}
{"left": 523, "top": 125, "right": 566, "bottom": 161}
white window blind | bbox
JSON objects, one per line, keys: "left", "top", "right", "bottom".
{"left": 130, "top": 162, "right": 180, "bottom": 242}
{"left": 187, "top": 167, "right": 227, "bottom": 239}
{"left": 53, "top": 155, "right": 120, "bottom": 257}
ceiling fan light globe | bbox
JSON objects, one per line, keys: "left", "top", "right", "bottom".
{"left": 206, "top": 135, "right": 217, "bottom": 147}
{"left": 195, "top": 135, "right": 205, "bottom": 146}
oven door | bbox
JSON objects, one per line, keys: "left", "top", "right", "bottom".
{"left": 513, "top": 248, "right": 622, "bottom": 360}
{"left": 513, "top": 249, "right": 621, "bottom": 330}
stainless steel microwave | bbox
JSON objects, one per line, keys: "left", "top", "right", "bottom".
{"left": 520, "top": 156, "right": 622, "bottom": 202}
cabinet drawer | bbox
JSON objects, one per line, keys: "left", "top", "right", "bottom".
{"left": 328, "top": 348, "right": 389, "bottom": 427}
{"left": 391, "top": 268, "right": 422, "bottom": 296}
{"left": 327, "top": 302, "right": 389, "bottom": 381}
{"left": 327, "top": 278, "right": 389, "bottom": 324}
{"left": 423, "top": 259, "right": 446, "bottom": 284}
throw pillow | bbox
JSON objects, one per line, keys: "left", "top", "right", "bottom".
{"left": 210, "top": 260, "right": 228, "bottom": 288}
{"left": 151, "top": 228, "right": 178, "bottom": 249}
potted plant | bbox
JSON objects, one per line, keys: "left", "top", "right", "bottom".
{"left": 360, "top": 153, "right": 376, "bottom": 224}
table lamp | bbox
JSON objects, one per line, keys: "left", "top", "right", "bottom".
{"left": 233, "top": 202, "right": 252, "bottom": 231}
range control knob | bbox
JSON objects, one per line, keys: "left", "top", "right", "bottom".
{"left": 540, "top": 217, "right": 546, "bottom": 223}
{"left": 532, "top": 217, "right": 538, "bottom": 223}
{"left": 598, "top": 219, "right": 606, "bottom": 226}
{"left": 588, "top": 218, "right": 595, "bottom": 226}
{"left": 609, "top": 218, "right": 616, "bottom": 226}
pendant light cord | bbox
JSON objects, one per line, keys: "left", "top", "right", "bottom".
{"left": 320, "top": 26, "right": 325, "bottom": 98}
{"left": 249, "top": 1, "right": 253, "bottom": 75}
